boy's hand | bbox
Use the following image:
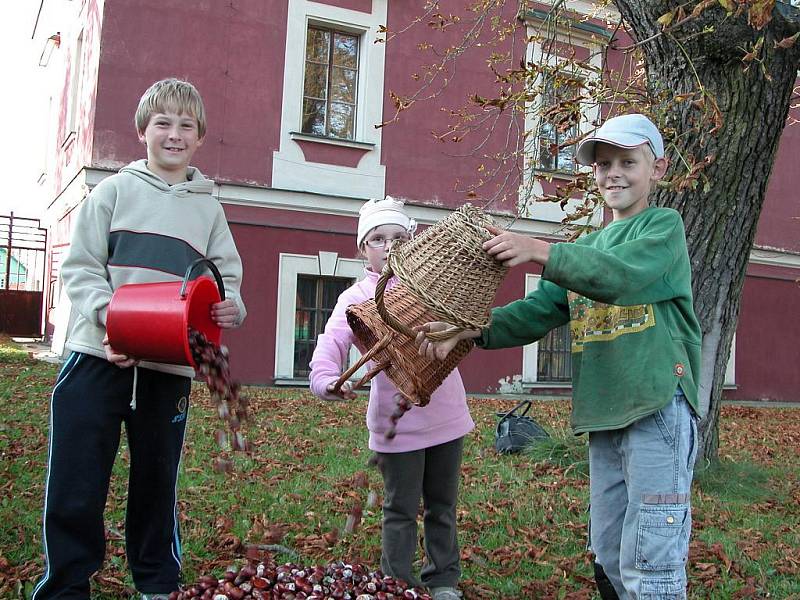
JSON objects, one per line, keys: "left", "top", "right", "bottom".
{"left": 483, "top": 225, "right": 550, "bottom": 267}
{"left": 211, "top": 299, "right": 241, "bottom": 329}
{"left": 326, "top": 380, "right": 357, "bottom": 400}
{"left": 415, "top": 322, "right": 480, "bottom": 361}
{"left": 102, "top": 334, "right": 139, "bottom": 368}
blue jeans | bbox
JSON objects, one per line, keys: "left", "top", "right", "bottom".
{"left": 588, "top": 392, "right": 698, "bottom": 600}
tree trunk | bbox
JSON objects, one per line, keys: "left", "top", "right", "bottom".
{"left": 613, "top": 1, "right": 800, "bottom": 463}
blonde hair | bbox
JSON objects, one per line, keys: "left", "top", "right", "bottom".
{"left": 134, "top": 78, "right": 207, "bottom": 137}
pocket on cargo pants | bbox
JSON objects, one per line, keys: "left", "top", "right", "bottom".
{"left": 635, "top": 503, "right": 690, "bottom": 571}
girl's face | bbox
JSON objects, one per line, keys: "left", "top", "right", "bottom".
{"left": 361, "top": 224, "right": 411, "bottom": 272}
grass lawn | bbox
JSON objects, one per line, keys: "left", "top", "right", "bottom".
{"left": 1, "top": 335, "right": 798, "bottom": 599}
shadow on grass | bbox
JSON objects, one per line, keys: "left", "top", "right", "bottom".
{"left": 694, "top": 459, "right": 777, "bottom": 504}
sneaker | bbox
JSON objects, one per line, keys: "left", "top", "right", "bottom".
{"left": 430, "top": 587, "right": 462, "bottom": 600}
{"left": 141, "top": 595, "right": 171, "bottom": 600}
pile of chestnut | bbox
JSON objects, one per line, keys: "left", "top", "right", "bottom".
{"left": 170, "top": 559, "right": 432, "bottom": 600}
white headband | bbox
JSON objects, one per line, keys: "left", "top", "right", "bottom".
{"left": 357, "top": 196, "right": 417, "bottom": 247}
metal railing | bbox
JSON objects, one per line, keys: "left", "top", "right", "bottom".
{"left": 0, "top": 213, "right": 48, "bottom": 292}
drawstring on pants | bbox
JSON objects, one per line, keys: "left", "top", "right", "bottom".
{"left": 130, "top": 365, "right": 139, "bottom": 410}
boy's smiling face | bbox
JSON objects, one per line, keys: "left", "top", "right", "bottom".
{"left": 138, "top": 111, "right": 204, "bottom": 184}
{"left": 593, "top": 143, "right": 667, "bottom": 220}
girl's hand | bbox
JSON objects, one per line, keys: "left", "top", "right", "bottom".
{"left": 211, "top": 299, "right": 241, "bottom": 329}
{"left": 326, "top": 380, "right": 357, "bottom": 400}
{"left": 483, "top": 224, "right": 551, "bottom": 267}
{"left": 102, "top": 334, "right": 139, "bottom": 368}
{"left": 415, "top": 322, "right": 479, "bottom": 361}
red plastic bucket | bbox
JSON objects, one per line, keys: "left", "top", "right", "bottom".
{"left": 106, "top": 258, "right": 225, "bottom": 367}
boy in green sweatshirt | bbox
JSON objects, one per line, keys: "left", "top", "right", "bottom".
{"left": 33, "top": 79, "right": 246, "bottom": 600}
{"left": 418, "top": 114, "right": 703, "bottom": 600}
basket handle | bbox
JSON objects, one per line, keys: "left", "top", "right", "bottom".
{"left": 375, "top": 264, "right": 465, "bottom": 342}
{"left": 180, "top": 258, "right": 226, "bottom": 301}
{"left": 332, "top": 333, "right": 393, "bottom": 393}
{"left": 374, "top": 265, "right": 415, "bottom": 338}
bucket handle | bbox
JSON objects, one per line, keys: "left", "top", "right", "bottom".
{"left": 180, "top": 258, "right": 226, "bottom": 301}
{"left": 332, "top": 333, "right": 393, "bottom": 393}
{"left": 375, "top": 265, "right": 464, "bottom": 343}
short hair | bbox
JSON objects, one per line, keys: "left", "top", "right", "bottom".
{"left": 135, "top": 78, "right": 207, "bottom": 138}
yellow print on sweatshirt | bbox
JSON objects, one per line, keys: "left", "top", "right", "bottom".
{"left": 567, "top": 292, "right": 655, "bottom": 352}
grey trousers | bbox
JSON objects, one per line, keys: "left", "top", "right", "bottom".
{"left": 377, "top": 437, "right": 464, "bottom": 589}
{"left": 589, "top": 393, "right": 698, "bottom": 600}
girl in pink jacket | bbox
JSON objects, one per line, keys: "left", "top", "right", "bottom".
{"left": 309, "top": 197, "right": 473, "bottom": 600}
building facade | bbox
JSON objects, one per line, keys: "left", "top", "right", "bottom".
{"left": 35, "top": 0, "right": 800, "bottom": 401}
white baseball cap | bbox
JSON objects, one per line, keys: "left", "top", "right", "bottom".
{"left": 575, "top": 113, "right": 664, "bottom": 166}
{"left": 357, "top": 196, "right": 417, "bottom": 247}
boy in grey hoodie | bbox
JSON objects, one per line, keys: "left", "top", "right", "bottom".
{"left": 32, "top": 79, "right": 246, "bottom": 600}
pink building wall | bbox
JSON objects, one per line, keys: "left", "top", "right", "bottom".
{"left": 90, "top": 0, "right": 287, "bottom": 186}
{"left": 726, "top": 263, "right": 800, "bottom": 401}
{"left": 755, "top": 101, "right": 800, "bottom": 253}
{"left": 50, "top": 0, "right": 103, "bottom": 199}
{"left": 382, "top": 1, "right": 522, "bottom": 212}
{"left": 43, "top": 0, "right": 800, "bottom": 401}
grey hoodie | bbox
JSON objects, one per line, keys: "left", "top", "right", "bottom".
{"left": 61, "top": 159, "right": 246, "bottom": 377}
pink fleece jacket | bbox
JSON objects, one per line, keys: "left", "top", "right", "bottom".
{"left": 309, "top": 267, "right": 474, "bottom": 453}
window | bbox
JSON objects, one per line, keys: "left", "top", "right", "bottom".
{"left": 522, "top": 274, "right": 574, "bottom": 385}
{"left": 273, "top": 1, "right": 388, "bottom": 198}
{"left": 65, "top": 31, "right": 84, "bottom": 135}
{"left": 302, "top": 26, "right": 360, "bottom": 140}
{"left": 537, "top": 72, "right": 582, "bottom": 172}
{"left": 293, "top": 274, "right": 353, "bottom": 377}
{"left": 537, "top": 324, "right": 572, "bottom": 382}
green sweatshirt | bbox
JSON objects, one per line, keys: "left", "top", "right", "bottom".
{"left": 480, "top": 207, "right": 703, "bottom": 433}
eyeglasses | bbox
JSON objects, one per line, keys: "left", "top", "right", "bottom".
{"left": 364, "top": 234, "right": 410, "bottom": 249}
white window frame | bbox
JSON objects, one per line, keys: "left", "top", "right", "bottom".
{"left": 521, "top": 24, "right": 603, "bottom": 225}
{"left": 65, "top": 29, "right": 84, "bottom": 136}
{"left": 274, "top": 251, "right": 366, "bottom": 384}
{"left": 724, "top": 333, "right": 736, "bottom": 387}
{"left": 273, "top": 0, "right": 388, "bottom": 199}
{"left": 534, "top": 1, "right": 620, "bottom": 19}
{"left": 300, "top": 23, "right": 362, "bottom": 141}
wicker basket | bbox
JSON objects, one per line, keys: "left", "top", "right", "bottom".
{"left": 385, "top": 204, "right": 508, "bottom": 336}
{"left": 332, "top": 282, "right": 472, "bottom": 407}
{"left": 333, "top": 203, "right": 508, "bottom": 403}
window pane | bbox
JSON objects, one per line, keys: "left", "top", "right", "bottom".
{"left": 306, "top": 28, "right": 330, "bottom": 64}
{"left": 538, "top": 127, "right": 556, "bottom": 171}
{"left": 294, "top": 341, "right": 314, "bottom": 378}
{"left": 322, "top": 278, "right": 350, "bottom": 308}
{"left": 330, "top": 67, "right": 357, "bottom": 104}
{"left": 328, "top": 102, "right": 355, "bottom": 139}
{"left": 537, "top": 324, "right": 572, "bottom": 382}
{"left": 294, "top": 310, "right": 311, "bottom": 340}
{"left": 538, "top": 73, "right": 581, "bottom": 172}
{"left": 303, "top": 62, "right": 328, "bottom": 100}
{"left": 333, "top": 33, "right": 358, "bottom": 68}
{"left": 557, "top": 141, "right": 576, "bottom": 171}
{"left": 294, "top": 275, "right": 355, "bottom": 378}
{"left": 302, "top": 98, "right": 327, "bottom": 135}
{"left": 296, "top": 276, "right": 316, "bottom": 309}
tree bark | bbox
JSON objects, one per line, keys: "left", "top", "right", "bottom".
{"left": 613, "top": 1, "right": 800, "bottom": 463}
